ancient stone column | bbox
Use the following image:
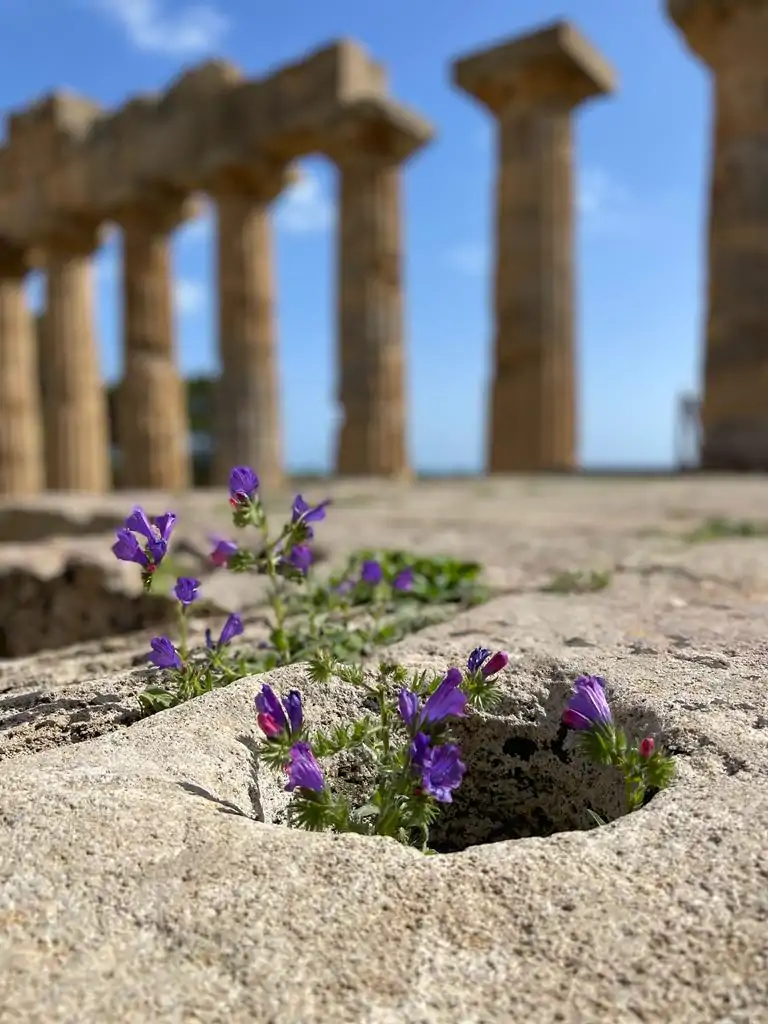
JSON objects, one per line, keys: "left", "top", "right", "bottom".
{"left": 330, "top": 103, "right": 432, "bottom": 477}
{"left": 117, "top": 196, "right": 192, "bottom": 490}
{"left": 668, "top": 0, "right": 768, "bottom": 468}
{"left": 0, "top": 243, "right": 44, "bottom": 495}
{"left": 453, "top": 23, "right": 615, "bottom": 472}
{"left": 41, "top": 226, "right": 110, "bottom": 491}
{"left": 211, "top": 167, "right": 290, "bottom": 491}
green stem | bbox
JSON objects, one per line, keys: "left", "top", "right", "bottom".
{"left": 177, "top": 604, "right": 189, "bottom": 660}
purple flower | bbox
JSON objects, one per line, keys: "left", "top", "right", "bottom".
{"left": 229, "top": 466, "right": 259, "bottom": 504}
{"left": 255, "top": 683, "right": 303, "bottom": 739}
{"left": 393, "top": 567, "right": 414, "bottom": 591}
{"left": 398, "top": 667, "right": 467, "bottom": 731}
{"left": 562, "top": 675, "right": 613, "bottom": 730}
{"left": 291, "top": 494, "right": 331, "bottom": 526}
{"left": 113, "top": 507, "right": 176, "bottom": 568}
{"left": 173, "top": 577, "right": 200, "bottom": 606}
{"left": 206, "top": 613, "right": 244, "bottom": 650}
{"left": 361, "top": 560, "right": 383, "bottom": 585}
{"left": 111, "top": 528, "right": 149, "bottom": 567}
{"left": 334, "top": 578, "right": 355, "bottom": 596}
{"left": 467, "top": 647, "right": 509, "bottom": 677}
{"left": 209, "top": 537, "right": 238, "bottom": 567}
{"left": 409, "top": 732, "right": 466, "bottom": 803}
{"left": 147, "top": 635, "right": 182, "bottom": 670}
{"left": 287, "top": 544, "right": 313, "bottom": 575}
{"left": 285, "top": 742, "right": 325, "bottom": 793}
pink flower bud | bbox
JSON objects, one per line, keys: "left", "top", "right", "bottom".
{"left": 639, "top": 736, "right": 655, "bottom": 759}
{"left": 482, "top": 650, "right": 510, "bottom": 677}
{"left": 257, "top": 712, "right": 282, "bottom": 738}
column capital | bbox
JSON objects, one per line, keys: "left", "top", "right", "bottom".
{"left": 113, "top": 189, "right": 199, "bottom": 234}
{"left": 453, "top": 20, "right": 616, "bottom": 117}
{"left": 321, "top": 97, "right": 434, "bottom": 168}
{"left": 667, "top": 0, "right": 766, "bottom": 68}
{"left": 0, "top": 239, "right": 31, "bottom": 278}
{"left": 206, "top": 162, "right": 297, "bottom": 202}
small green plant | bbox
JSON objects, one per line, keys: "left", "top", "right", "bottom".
{"left": 251, "top": 663, "right": 675, "bottom": 852}
{"left": 540, "top": 569, "right": 612, "bottom": 594}
{"left": 110, "top": 468, "right": 493, "bottom": 714}
{"left": 684, "top": 517, "right": 768, "bottom": 543}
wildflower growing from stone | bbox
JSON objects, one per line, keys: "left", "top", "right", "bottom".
{"left": 206, "top": 613, "right": 244, "bottom": 651}
{"left": 285, "top": 742, "right": 325, "bottom": 793}
{"left": 361, "top": 560, "right": 383, "bottom": 585}
{"left": 467, "top": 647, "right": 509, "bottom": 677}
{"left": 229, "top": 466, "right": 259, "bottom": 506}
{"left": 639, "top": 737, "right": 655, "bottom": 759}
{"left": 393, "top": 566, "right": 414, "bottom": 591}
{"left": 562, "top": 675, "right": 613, "bottom": 730}
{"left": 147, "top": 635, "right": 182, "bottom": 670}
{"left": 173, "top": 577, "right": 200, "bottom": 606}
{"left": 286, "top": 544, "right": 313, "bottom": 575}
{"left": 255, "top": 683, "right": 303, "bottom": 741}
{"left": 563, "top": 673, "right": 676, "bottom": 816}
{"left": 112, "top": 507, "right": 176, "bottom": 589}
{"left": 292, "top": 494, "right": 331, "bottom": 528}
{"left": 209, "top": 537, "right": 238, "bottom": 567}
{"left": 398, "top": 667, "right": 467, "bottom": 732}
{"left": 409, "top": 732, "right": 466, "bottom": 803}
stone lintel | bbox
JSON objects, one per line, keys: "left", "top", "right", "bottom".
{"left": 321, "top": 98, "right": 434, "bottom": 165}
{"left": 0, "top": 238, "right": 30, "bottom": 277}
{"left": 7, "top": 89, "right": 102, "bottom": 147}
{"left": 453, "top": 20, "right": 616, "bottom": 115}
{"left": 666, "top": 0, "right": 762, "bottom": 65}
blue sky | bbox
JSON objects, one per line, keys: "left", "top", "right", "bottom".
{"left": 2, "top": 0, "right": 711, "bottom": 471}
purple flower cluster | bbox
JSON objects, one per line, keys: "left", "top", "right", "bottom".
{"left": 336, "top": 559, "right": 415, "bottom": 596}
{"left": 205, "top": 613, "right": 244, "bottom": 651}
{"left": 229, "top": 466, "right": 260, "bottom": 507}
{"left": 398, "top": 667, "right": 469, "bottom": 803}
{"left": 562, "top": 675, "right": 613, "bottom": 730}
{"left": 112, "top": 507, "right": 176, "bottom": 579}
{"left": 466, "top": 646, "right": 509, "bottom": 678}
{"left": 255, "top": 682, "right": 303, "bottom": 739}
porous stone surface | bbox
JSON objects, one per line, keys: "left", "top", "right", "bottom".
{"left": 1, "top": 477, "right": 768, "bottom": 1022}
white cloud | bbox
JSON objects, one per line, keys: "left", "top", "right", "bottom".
{"left": 92, "top": 0, "right": 228, "bottom": 56}
{"left": 276, "top": 172, "right": 334, "bottom": 235}
{"left": 175, "top": 278, "right": 207, "bottom": 316}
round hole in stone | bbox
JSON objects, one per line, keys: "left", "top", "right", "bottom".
{"left": 426, "top": 692, "right": 665, "bottom": 853}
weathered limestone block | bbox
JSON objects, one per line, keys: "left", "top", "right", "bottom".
{"left": 0, "top": 242, "right": 44, "bottom": 496}
{"left": 454, "top": 22, "right": 615, "bottom": 472}
{"left": 116, "top": 195, "right": 194, "bottom": 490}
{"left": 210, "top": 166, "right": 291, "bottom": 491}
{"left": 39, "top": 223, "right": 111, "bottom": 491}
{"left": 668, "top": 0, "right": 768, "bottom": 469}
{"left": 326, "top": 100, "right": 433, "bottom": 477}
{"left": 0, "top": 553, "right": 174, "bottom": 657}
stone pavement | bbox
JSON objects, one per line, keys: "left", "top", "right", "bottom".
{"left": 0, "top": 477, "right": 767, "bottom": 1022}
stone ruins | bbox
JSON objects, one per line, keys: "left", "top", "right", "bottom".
{"left": 0, "top": 7, "right": 765, "bottom": 498}
{"left": 0, "top": 40, "right": 431, "bottom": 496}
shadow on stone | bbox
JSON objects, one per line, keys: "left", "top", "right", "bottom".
{"left": 428, "top": 695, "right": 664, "bottom": 853}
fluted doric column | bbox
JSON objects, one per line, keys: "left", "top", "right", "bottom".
{"left": 0, "top": 243, "right": 44, "bottom": 495}
{"left": 40, "top": 225, "right": 110, "bottom": 491}
{"left": 211, "top": 167, "right": 290, "bottom": 490}
{"left": 454, "top": 22, "right": 615, "bottom": 472}
{"left": 328, "top": 100, "right": 432, "bottom": 477}
{"left": 117, "top": 196, "right": 192, "bottom": 490}
{"left": 668, "top": 0, "right": 768, "bottom": 468}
